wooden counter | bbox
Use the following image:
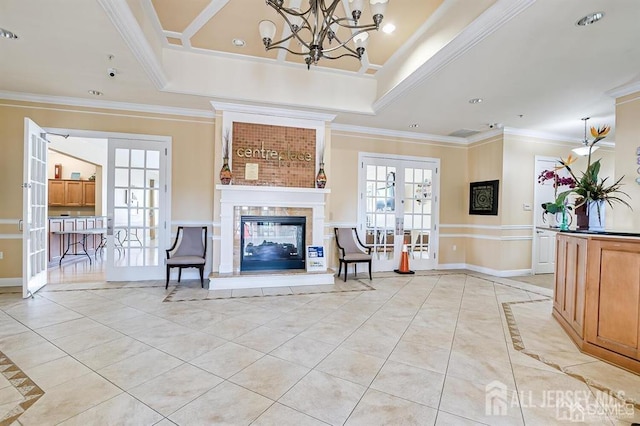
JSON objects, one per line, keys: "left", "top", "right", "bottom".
{"left": 553, "top": 231, "right": 640, "bottom": 373}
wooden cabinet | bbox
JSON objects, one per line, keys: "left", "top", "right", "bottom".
{"left": 48, "top": 180, "right": 65, "bottom": 206}
{"left": 584, "top": 239, "right": 640, "bottom": 360}
{"left": 48, "top": 179, "right": 95, "bottom": 206}
{"left": 65, "top": 181, "right": 83, "bottom": 206}
{"left": 553, "top": 233, "right": 640, "bottom": 373}
{"left": 553, "top": 234, "right": 587, "bottom": 339}
{"left": 83, "top": 181, "right": 96, "bottom": 206}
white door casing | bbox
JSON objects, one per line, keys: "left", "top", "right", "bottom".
{"left": 22, "top": 118, "right": 48, "bottom": 298}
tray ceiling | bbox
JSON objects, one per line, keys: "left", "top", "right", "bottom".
{"left": 149, "top": 0, "right": 446, "bottom": 75}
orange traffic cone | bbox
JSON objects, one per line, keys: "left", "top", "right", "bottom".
{"left": 394, "top": 244, "right": 415, "bottom": 275}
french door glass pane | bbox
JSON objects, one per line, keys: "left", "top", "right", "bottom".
{"left": 112, "top": 147, "right": 161, "bottom": 268}
{"left": 403, "top": 167, "right": 433, "bottom": 260}
{"left": 365, "top": 165, "right": 396, "bottom": 260}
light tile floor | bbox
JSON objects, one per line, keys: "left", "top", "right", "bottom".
{"left": 1, "top": 272, "right": 639, "bottom": 425}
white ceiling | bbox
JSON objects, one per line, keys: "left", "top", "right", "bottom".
{"left": 1, "top": 0, "right": 639, "bottom": 142}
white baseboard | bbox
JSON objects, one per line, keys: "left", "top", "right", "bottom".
{"left": 436, "top": 263, "right": 467, "bottom": 270}
{"left": 437, "top": 263, "right": 532, "bottom": 277}
{"left": 0, "top": 278, "right": 22, "bottom": 287}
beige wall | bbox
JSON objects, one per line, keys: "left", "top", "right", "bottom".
{"left": 0, "top": 100, "right": 215, "bottom": 279}
{"left": 1, "top": 97, "right": 631, "bottom": 280}
{"left": 330, "top": 131, "right": 469, "bottom": 266}
{"left": 614, "top": 92, "right": 640, "bottom": 231}
{"left": 330, "top": 131, "right": 468, "bottom": 224}
{"left": 468, "top": 136, "right": 503, "bottom": 225}
{"left": 47, "top": 151, "right": 96, "bottom": 180}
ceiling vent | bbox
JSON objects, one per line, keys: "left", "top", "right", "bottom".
{"left": 448, "top": 129, "right": 480, "bottom": 138}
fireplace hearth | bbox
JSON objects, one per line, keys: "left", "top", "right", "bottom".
{"left": 240, "top": 216, "right": 306, "bottom": 271}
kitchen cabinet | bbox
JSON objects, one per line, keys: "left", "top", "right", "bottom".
{"left": 48, "top": 180, "right": 65, "bottom": 206}
{"left": 65, "top": 181, "right": 83, "bottom": 206}
{"left": 48, "top": 179, "right": 95, "bottom": 207}
{"left": 83, "top": 181, "right": 95, "bottom": 206}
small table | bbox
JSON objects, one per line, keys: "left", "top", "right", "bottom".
{"left": 54, "top": 229, "right": 107, "bottom": 265}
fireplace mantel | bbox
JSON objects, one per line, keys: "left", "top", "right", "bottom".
{"left": 215, "top": 185, "right": 330, "bottom": 278}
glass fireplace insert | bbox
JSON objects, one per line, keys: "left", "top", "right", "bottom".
{"left": 240, "top": 216, "right": 306, "bottom": 271}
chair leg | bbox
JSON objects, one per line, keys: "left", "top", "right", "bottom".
{"left": 368, "top": 260, "right": 372, "bottom": 280}
{"left": 344, "top": 262, "right": 348, "bottom": 282}
{"left": 354, "top": 264, "right": 358, "bottom": 278}
{"left": 337, "top": 261, "right": 342, "bottom": 278}
{"left": 178, "top": 268, "right": 182, "bottom": 282}
{"left": 199, "top": 266, "right": 204, "bottom": 288}
{"left": 165, "top": 265, "right": 170, "bottom": 290}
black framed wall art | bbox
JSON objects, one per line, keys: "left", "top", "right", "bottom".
{"left": 469, "top": 180, "right": 499, "bottom": 215}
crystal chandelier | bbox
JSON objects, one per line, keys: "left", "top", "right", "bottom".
{"left": 572, "top": 117, "right": 600, "bottom": 156}
{"left": 258, "top": 0, "right": 389, "bottom": 69}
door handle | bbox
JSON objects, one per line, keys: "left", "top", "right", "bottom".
{"left": 18, "top": 219, "right": 23, "bottom": 232}
{"left": 536, "top": 230, "right": 544, "bottom": 234}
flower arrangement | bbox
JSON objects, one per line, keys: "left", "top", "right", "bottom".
{"left": 539, "top": 168, "right": 576, "bottom": 220}
{"left": 555, "top": 125, "right": 630, "bottom": 211}
{"left": 540, "top": 124, "right": 631, "bottom": 228}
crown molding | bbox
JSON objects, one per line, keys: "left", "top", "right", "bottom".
{"left": 210, "top": 102, "right": 336, "bottom": 122}
{"left": 331, "top": 123, "right": 467, "bottom": 145}
{"left": 0, "top": 90, "right": 214, "bottom": 118}
{"left": 606, "top": 79, "right": 640, "bottom": 99}
{"left": 373, "top": 0, "right": 536, "bottom": 112}
{"left": 503, "top": 127, "right": 616, "bottom": 147}
{"left": 465, "top": 128, "right": 503, "bottom": 144}
{"left": 97, "top": 0, "right": 168, "bottom": 89}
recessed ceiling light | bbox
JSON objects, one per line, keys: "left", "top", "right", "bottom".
{"left": 232, "top": 38, "right": 246, "bottom": 47}
{"left": 409, "top": 124, "right": 418, "bottom": 128}
{"left": 576, "top": 11, "right": 605, "bottom": 26}
{"left": 88, "top": 90, "right": 103, "bottom": 96}
{"left": 468, "top": 98, "right": 483, "bottom": 104}
{"left": 0, "top": 28, "right": 18, "bottom": 39}
{"left": 382, "top": 23, "right": 396, "bottom": 34}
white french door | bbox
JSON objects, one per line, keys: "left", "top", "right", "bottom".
{"left": 22, "top": 119, "right": 48, "bottom": 298}
{"left": 106, "top": 139, "right": 169, "bottom": 281}
{"left": 359, "top": 154, "right": 439, "bottom": 271}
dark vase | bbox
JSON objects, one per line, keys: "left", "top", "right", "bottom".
{"left": 316, "top": 162, "right": 327, "bottom": 188}
{"left": 220, "top": 158, "right": 232, "bottom": 185}
{"left": 575, "top": 204, "right": 589, "bottom": 230}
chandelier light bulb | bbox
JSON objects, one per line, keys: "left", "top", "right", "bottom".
{"left": 259, "top": 20, "right": 277, "bottom": 46}
{"left": 350, "top": 0, "right": 365, "bottom": 21}
{"left": 370, "top": 0, "right": 388, "bottom": 26}
{"left": 354, "top": 32, "right": 369, "bottom": 49}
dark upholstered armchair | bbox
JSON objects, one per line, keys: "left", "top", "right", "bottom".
{"left": 166, "top": 226, "right": 207, "bottom": 289}
{"left": 334, "top": 227, "right": 372, "bottom": 282}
